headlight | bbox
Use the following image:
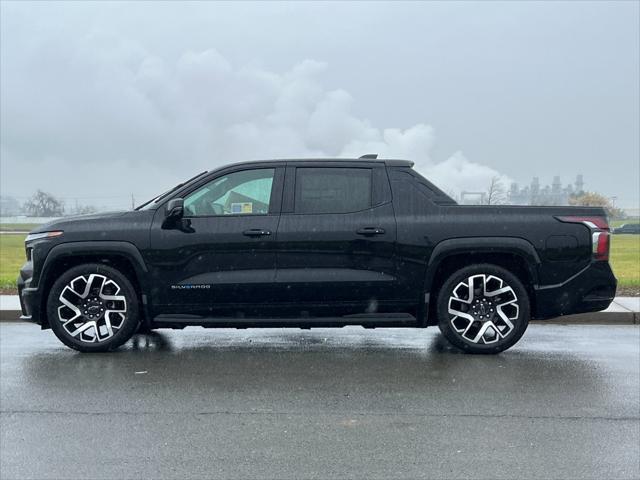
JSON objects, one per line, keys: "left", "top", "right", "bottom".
{"left": 25, "top": 231, "right": 64, "bottom": 243}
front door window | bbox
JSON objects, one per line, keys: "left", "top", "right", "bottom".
{"left": 184, "top": 168, "right": 275, "bottom": 216}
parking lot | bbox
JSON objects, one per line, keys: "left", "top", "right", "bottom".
{"left": 1, "top": 323, "right": 639, "bottom": 479}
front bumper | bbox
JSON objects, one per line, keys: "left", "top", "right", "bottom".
{"left": 534, "top": 261, "right": 617, "bottom": 320}
{"left": 17, "top": 260, "right": 44, "bottom": 326}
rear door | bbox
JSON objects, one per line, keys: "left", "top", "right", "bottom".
{"left": 275, "top": 162, "right": 402, "bottom": 316}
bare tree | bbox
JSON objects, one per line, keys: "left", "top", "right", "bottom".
{"left": 24, "top": 190, "right": 64, "bottom": 217}
{"left": 485, "top": 176, "right": 507, "bottom": 205}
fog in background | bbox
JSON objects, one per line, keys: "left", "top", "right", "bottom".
{"left": 1, "top": 1, "right": 638, "bottom": 210}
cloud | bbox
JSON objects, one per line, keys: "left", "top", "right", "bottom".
{"left": 1, "top": 32, "right": 507, "bottom": 203}
{"left": 425, "top": 151, "right": 509, "bottom": 198}
{"left": 339, "top": 125, "right": 508, "bottom": 196}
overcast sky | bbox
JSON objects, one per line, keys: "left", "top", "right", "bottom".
{"left": 1, "top": 1, "right": 638, "bottom": 209}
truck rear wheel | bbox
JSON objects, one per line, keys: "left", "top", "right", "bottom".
{"left": 436, "top": 264, "right": 530, "bottom": 354}
{"left": 46, "top": 263, "right": 139, "bottom": 352}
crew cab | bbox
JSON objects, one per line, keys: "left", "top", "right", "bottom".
{"left": 18, "top": 157, "right": 617, "bottom": 353}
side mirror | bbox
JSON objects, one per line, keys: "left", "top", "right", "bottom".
{"left": 162, "top": 198, "right": 184, "bottom": 229}
{"left": 166, "top": 198, "right": 184, "bottom": 219}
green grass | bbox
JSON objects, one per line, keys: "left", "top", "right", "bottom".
{"left": 0, "top": 232, "right": 638, "bottom": 291}
{"left": 610, "top": 234, "right": 640, "bottom": 287}
{"left": 0, "top": 223, "right": 39, "bottom": 232}
{"left": 0, "top": 234, "right": 26, "bottom": 289}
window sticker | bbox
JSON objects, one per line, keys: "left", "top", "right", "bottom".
{"left": 231, "top": 202, "right": 253, "bottom": 214}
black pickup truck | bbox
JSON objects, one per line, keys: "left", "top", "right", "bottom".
{"left": 18, "top": 157, "right": 617, "bottom": 353}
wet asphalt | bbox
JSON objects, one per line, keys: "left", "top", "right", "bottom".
{"left": 1, "top": 323, "right": 639, "bottom": 480}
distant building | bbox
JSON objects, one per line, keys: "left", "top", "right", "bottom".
{"left": 459, "top": 191, "right": 487, "bottom": 205}
{"left": 508, "top": 175, "right": 585, "bottom": 206}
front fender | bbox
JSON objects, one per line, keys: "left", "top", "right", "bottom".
{"left": 37, "top": 241, "right": 149, "bottom": 290}
{"left": 22, "top": 241, "right": 149, "bottom": 329}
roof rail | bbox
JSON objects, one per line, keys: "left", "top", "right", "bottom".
{"left": 359, "top": 154, "right": 378, "bottom": 159}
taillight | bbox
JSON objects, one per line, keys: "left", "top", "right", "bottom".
{"left": 592, "top": 231, "right": 610, "bottom": 261}
{"left": 555, "top": 215, "right": 610, "bottom": 262}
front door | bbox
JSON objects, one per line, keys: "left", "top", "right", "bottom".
{"left": 275, "top": 164, "right": 401, "bottom": 317}
{"left": 147, "top": 166, "right": 284, "bottom": 317}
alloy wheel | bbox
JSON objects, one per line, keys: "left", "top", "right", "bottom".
{"left": 57, "top": 274, "right": 127, "bottom": 343}
{"left": 447, "top": 274, "right": 519, "bottom": 345}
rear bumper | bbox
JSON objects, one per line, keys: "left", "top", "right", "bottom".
{"left": 534, "top": 261, "right": 617, "bottom": 320}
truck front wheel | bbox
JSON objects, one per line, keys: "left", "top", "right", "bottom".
{"left": 436, "top": 264, "right": 530, "bottom": 354}
{"left": 46, "top": 263, "right": 140, "bottom": 352}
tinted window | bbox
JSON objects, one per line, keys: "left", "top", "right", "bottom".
{"left": 294, "top": 167, "right": 372, "bottom": 214}
{"left": 184, "top": 168, "right": 275, "bottom": 216}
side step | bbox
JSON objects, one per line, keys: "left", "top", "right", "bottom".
{"left": 152, "top": 313, "right": 417, "bottom": 329}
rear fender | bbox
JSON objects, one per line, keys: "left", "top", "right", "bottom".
{"left": 423, "top": 237, "right": 541, "bottom": 324}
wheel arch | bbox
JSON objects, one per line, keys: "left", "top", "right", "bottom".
{"left": 38, "top": 242, "right": 149, "bottom": 328}
{"left": 424, "top": 237, "right": 540, "bottom": 325}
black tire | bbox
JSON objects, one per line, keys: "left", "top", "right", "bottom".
{"left": 436, "top": 263, "right": 530, "bottom": 354}
{"left": 47, "top": 263, "right": 140, "bottom": 352}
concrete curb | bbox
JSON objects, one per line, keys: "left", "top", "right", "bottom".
{"left": 532, "top": 311, "right": 638, "bottom": 325}
{"left": 1, "top": 296, "right": 638, "bottom": 325}
{"left": 0, "top": 311, "right": 24, "bottom": 322}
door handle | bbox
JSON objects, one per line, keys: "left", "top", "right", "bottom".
{"left": 243, "top": 229, "right": 272, "bottom": 237}
{"left": 356, "top": 227, "right": 385, "bottom": 236}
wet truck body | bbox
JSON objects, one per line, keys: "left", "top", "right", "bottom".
{"left": 18, "top": 158, "right": 616, "bottom": 353}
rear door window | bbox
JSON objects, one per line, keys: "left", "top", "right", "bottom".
{"left": 294, "top": 167, "right": 372, "bottom": 214}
